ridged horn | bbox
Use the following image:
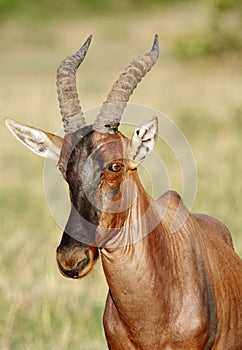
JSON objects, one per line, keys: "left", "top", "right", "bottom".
{"left": 94, "top": 34, "right": 159, "bottom": 133}
{"left": 56, "top": 35, "right": 92, "bottom": 134}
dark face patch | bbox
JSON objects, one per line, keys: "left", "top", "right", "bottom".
{"left": 64, "top": 129, "right": 102, "bottom": 244}
{"left": 63, "top": 128, "right": 129, "bottom": 246}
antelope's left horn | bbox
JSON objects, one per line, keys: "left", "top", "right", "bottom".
{"left": 94, "top": 34, "right": 159, "bottom": 133}
{"left": 56, "top": 35, "right": 92, "bottom": 134}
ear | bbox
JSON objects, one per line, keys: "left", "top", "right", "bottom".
{"left": 5, "top": 118, "right": 63, "bottom": 161}
{"left": 129, "top": 117, "right": 158, "bottom": 168}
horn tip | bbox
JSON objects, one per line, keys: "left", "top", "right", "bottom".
{"left": 152, "top": 34, "right": 159, "bottom": 53}
{"left": 77, "top": 34, "right": 93, "bottom": 55}
{"left": 86, "top": 34, "right": 93, "bottom": 43}
{"left": 84, "top": 34, "right": 93, "bottom": 48}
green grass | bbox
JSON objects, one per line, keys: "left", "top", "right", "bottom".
{"left": 1, "top": 2, "right": 242, "bottom": 349}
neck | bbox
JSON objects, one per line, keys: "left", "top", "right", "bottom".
{"left": 100, "top": 214, "right": 168, "bottom": 344}
{"left": 100, "top": 172, "right": 167, "bottom": 324}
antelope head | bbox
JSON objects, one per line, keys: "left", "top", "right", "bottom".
{"left": 5, "top": 35, "right": 159, "bottom": 279}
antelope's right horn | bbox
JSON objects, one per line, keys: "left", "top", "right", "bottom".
{"left": 94, "top": 34, "right": 159, "bottom": 133}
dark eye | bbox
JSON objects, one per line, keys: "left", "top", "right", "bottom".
{"left": 108, "top": 163, "right": 122, "bottom": 172}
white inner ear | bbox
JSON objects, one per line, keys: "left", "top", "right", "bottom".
{"left": 5, "top": 118, "right": 62, "bottom": 161}
{"left": 130, "top": 117, "right": 158, "bottom": 165}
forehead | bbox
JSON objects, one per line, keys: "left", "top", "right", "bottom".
{"left": 67, "top": 129, "right": 129, "bottom": 171}
{"left": 92, "top": 130, "right": 129, "bottom": 163}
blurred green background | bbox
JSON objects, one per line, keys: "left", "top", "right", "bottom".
{"left": 1, "top": 0, "right": 242, "bottom": 349}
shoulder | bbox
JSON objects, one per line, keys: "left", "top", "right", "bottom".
{"left": 156, "top": 191, "right": 191, "bottom": 233}
{"left": 156, "top": 190, "right": 182, "bottom": 208}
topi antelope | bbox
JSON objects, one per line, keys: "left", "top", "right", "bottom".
{"left": 5, "top": 35, "right": 242, "bottom": 349}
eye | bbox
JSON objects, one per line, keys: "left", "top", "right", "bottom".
{"left": 108, "top": 163, "right": 122, "bottom": 172}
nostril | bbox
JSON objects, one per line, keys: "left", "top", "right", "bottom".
{"left": 57, "top": 256, "right": 90, "bottom": 279}
{"left": 76, "top": 257, "right": 89, "bottom": 270}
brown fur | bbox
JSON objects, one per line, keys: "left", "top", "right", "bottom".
{"left": 102, "top": 189, "right": 242, "bottom": 349}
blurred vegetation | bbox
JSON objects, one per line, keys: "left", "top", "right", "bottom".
{"left": 0, "top": 0, "right": 191, "bottom": 20}
{"left": 0, "top": 1, "right": 242, "bottom": 349}
{"left": 174, "top": 0, "right": 242, "bottom": 58}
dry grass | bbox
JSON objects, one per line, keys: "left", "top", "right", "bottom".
{"left": 0, "top": 2, "right": 242, "bottom": 349}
